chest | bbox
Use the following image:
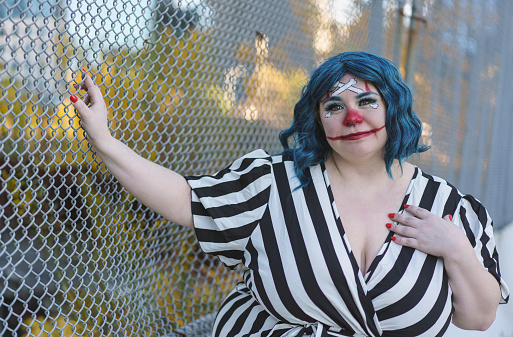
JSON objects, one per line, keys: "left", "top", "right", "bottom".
{"left": 247, "top": 177, "right": 450, "bottom": 331}
{"left": 332, "top": 189, "right": 406, "bottom": 272}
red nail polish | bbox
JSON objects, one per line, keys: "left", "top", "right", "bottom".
{"left": 449, "top": 214, "right": 453, "bottom": 221}
{"left": 386, "top": 223, "right": 392, "bottom": 228}
{"left": 388, "top": 213, "right": 395, "bottom": 219}
{"left": 82, "top": 68, "right": 87, "bottom": 72}
{"left": 404, "top": 204, "right": 409, "bottom": 209}
{"left": 70, "top": 95, "right": 78, "bottom": 103}
{"left": 391, "top": 237, "right": 396, "bottom": 241}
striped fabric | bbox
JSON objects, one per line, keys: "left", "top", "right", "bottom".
{"left": 185, "top": 149, "right": 509, "bottom": 337}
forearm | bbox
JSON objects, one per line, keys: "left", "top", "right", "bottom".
{"left": 444, "top": 232, "right": 501, "bottom": 330}
{"left": 70, "top": 75, "right": 192, "bottom": 227}
{"left": 91, "top": 135, "right": 193, "bottom": 228}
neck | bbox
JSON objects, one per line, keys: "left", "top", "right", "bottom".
{"left": 326, "top": 152, "right": 406, "bottom": 186}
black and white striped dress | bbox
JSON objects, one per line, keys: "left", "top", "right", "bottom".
{"left": 185, "top": 150, "right": 509, "bottom": 337}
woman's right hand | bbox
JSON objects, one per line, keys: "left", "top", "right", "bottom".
{"left": 70, "top": 72, "right": 112, "bottom": 145}
{"left": 69, "top": 71, "right": 193, "bottom": 228}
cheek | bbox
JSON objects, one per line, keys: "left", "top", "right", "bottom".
{"left": 322, "top": 115, "right": 341, "bottom": 129}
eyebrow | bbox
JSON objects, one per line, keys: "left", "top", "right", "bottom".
{"left": 323, "top": 96, "right": 343, "bottom": 104}
{"left": 323, "top": 91, "right": 378, "bottom": 104}
{"left": 355, "top": 92, "right": 378, "bottom": 99}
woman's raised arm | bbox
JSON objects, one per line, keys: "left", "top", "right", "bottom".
{"left": 70, "top": 73, "right": 193, "bottom": 228}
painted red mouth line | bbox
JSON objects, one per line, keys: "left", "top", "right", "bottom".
{"left": 326, "top": 125, "right": 385, "bottom": 141}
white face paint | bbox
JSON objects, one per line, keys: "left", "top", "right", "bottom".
{"left": 324, "top": 78, "right": 379, "bottom": 118}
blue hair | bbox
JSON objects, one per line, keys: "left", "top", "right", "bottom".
{"left": 279, "top": 51, "right": 429, "bottom": 188}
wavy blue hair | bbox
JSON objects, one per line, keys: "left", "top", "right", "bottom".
{"left": 279, "top": 51, "right": 429, "bottom": 187}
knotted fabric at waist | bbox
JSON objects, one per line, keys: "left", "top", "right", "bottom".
{"left": 270, "top": 322, "right": 369, "bottom": 337}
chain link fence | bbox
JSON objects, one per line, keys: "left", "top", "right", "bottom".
{"left": 1, "top": 0, "right": 512, "bottom": 336}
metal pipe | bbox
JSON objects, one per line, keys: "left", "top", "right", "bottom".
{"left": 404, "top": 0, "right": 425, "bottom": 87}
{"left": 393, "top": 0, "right": 406, "bottom": 68}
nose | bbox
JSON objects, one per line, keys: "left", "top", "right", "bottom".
{"left": 343, "top": 107, "right": 363, "bottom": 127}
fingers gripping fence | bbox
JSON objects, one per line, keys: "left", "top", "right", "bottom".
{"left": 1, "top": 1, "right": 311, "bottom": 335}
{"left": 1, "top": 0, "right": 513, "bottom": 336}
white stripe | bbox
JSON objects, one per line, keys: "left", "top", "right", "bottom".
{"left": 193, "top": 203, "right": 267, "bottom": 230}
{"left": 371, "top": 249, "right": 427, "bottom": 309}
{"left": 248, "top": 227, "right": 298, "bottom": 323}
{"left": 379, "top": 259, "right": 445, "bottom": 329}
{"left": 195, "top": 174, "right": 271, "bottom": 209}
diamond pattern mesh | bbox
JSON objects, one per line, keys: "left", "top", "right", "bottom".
{"left": 1, "top": 0, "right": 512, "bottom": 336}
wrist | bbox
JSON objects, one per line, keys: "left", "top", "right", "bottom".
{"left": 87, "top": 131, "right": 117, "bottom": 152}
{"left": 442, "top": 228, "right": 475, "bottom": 267}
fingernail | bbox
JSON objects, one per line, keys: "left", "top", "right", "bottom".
{"left": 391, "top": 237, "right": 396, "bottom": 241}
{"left": 404, "top": 204, "right": 409, "bottom": 209}
{"left": 388, "top": 213, "right": 395, "bottom": 219}
{"left": 449, "top": 214, "right": 453, "bottom": 221}
{"left": 70, "top": 95, "right": 78, "bottom": 103}
{"left": 386, "top": 223, "right": 392, "bottom": 228}
{"left": 82, "top": 68, "right": 87, "bottom": 72}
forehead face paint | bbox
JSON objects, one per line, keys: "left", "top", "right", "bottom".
{"left": 328, "top": 78, "right": 362, "bottom": 98}
{"left": 364, "top": 81, "right": 371, "bottom": 92}
{"left": 324, "top": 78, "right": 379, "bottom": 118}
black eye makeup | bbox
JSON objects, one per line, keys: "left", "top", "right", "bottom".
{"left": 322, "top": 90, "right": 381, "bottom": 118}
{"left": 324, "top": 102, "right": 345, "bottom": 118}
{"left": 359, "top": 97, "right": 378, "bottom": 107}
{"left": 355, "top": 92, "right": 379, "bottom": 109}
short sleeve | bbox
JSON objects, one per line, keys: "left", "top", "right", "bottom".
{"left": 454, "top": 195, "right": 509, "bottom": 304}
{"left": 184, "top": 149, "right": 272, "bottom": 268}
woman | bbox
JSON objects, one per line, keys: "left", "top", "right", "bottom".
{"left": 70, "top": 51, "right": 508, "bottom": 337}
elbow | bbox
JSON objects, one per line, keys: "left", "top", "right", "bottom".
{"left": 452, "top": 312, "right": 496, "bottom": 331}
{"left": 477, "top": 313, "right": 496, "bottom": 331}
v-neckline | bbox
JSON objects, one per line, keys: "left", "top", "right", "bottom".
{"left": 319, "top": 163, "right": 419, "bottom": 281}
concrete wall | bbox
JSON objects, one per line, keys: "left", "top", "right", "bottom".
{"left": 445, "top": 223, "right": 513, "bottom": 336}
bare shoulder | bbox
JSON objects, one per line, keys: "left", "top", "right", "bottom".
{"left": 397, "top": 161, "right": 416, "bottom": 181}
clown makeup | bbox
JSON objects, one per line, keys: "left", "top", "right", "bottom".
{"left": 324, "top": 78, "right": 379, "bottom": 118}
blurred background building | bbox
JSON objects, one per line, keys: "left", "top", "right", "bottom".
{"left": 1, "top": 0, "right": 512, "bottom": 336}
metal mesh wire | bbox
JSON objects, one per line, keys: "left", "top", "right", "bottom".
{"left": 1, "top": 0, "right": 512, "bottom": 336}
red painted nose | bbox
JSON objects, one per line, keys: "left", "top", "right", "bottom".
{"left": 343, "top": 107, "right": 363, "bottom": 126}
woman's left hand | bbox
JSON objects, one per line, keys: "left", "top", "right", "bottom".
{"left": 386, "top": 205, "right": 467, "bottom": 258}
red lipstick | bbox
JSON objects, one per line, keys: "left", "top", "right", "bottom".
{"left": 327, "top": 125, "right": 385, "bottom": 141}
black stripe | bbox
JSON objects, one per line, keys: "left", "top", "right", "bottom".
{"left": 464, "top": 194, "right": 488, "bottom": 225}
{"left": 304, "top": 180, "right": 366, "bottom": 332}
{"left": 418, "top": 175, "right": 440, "bottom": 211}
{"left": 213, "top": 290, "right": 253, "bottom": 337}
{"left": 201, "top": 186, "right": 271, "bottom": 219}
{"left": 245, "top": 310, "right": 274, "bottom": 336}
{"left": 191, "top": 200, "right": 209, "bottom": 216}
{"left": 226, "top": 299, "right": 259, "bottom": 336}
{"left": 246, "top": 238, "right": 288, "bottom": 322}
{"left": 459, "top": 207, "right": 476, "bottom": 246}
{"left": 442, "top": 187, "right": 460, "bottom": 218}
{"left": 487, "top": 247, "right": 502, "bottom": 283}
{"left": 376, "top": 254, "right": 437, "bottom": 320}
{"left": 316, "top": 165, "right": 376, "bottom": 335}
{"left": 185, "top": 154, "right": 271, "bottom": 181}
{"left": 383, "top": 267, "right": 450, "bottom": 337}
{"left": 368, "top": 247, "right": 415, "bottom": 299}
{"left": 195, "top": 218, "right": 260, "bottom": 243}
{"left": 273, "top": 162, "right": 358, "bottom": 329}
{"left": 434, "top": 313, "right": 453, "bottom": 337}
{"left": 208, "top": 250, "right": 244, "bottom": 269}
{"left": 193, "top": 165, "right": 270, "bottom": 198}
{"left": 256, "top": 193, "right": 316, "bottom": 322}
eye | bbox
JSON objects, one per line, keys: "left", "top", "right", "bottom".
{"left": 325, "top": 103, "right": 345, "bottom": 112}
{"left": 359, "top": 97, "right": 378, "bottom": 106}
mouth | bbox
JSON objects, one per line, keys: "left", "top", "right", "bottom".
{"left": 327, "top": 125, "right": 385, "bottom": 141}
